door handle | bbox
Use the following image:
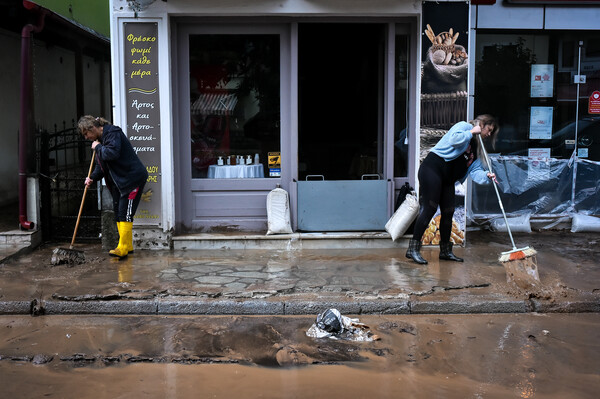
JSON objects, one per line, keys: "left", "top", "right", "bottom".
{"left": 361, "top": 174, "right": 381, "bottom": 180}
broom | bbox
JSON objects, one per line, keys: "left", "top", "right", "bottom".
{"left": 477, "top": 135, "right": 538, "bottom": 265}
{"left": 51, "top": 151, "right": 95, "bottom": 266}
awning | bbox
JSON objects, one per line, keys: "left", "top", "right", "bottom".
{"left": 191, "top": 93, "right": 238, "bottom": 115}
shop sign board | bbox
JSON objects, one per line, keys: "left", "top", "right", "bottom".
{"left": 123, "top": 22, "right": 162, "bottom": 226}
{"left": 589, "top": 91, "right": 600, "bottom": 114}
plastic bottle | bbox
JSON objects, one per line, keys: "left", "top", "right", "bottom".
{"left": 254, "top": 153, "right": 260, "bottom": 165}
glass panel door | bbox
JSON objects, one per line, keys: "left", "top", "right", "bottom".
{"left": 296, "top": 23, "right": 389, "bottom": 231}
{"left": 298, "top": 23, "right": 384, "bottom": 181}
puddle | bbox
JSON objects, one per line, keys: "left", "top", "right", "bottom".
{"left": 0, "top": 313, "right": 598, "bottom": 398}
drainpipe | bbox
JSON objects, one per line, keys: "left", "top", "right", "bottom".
{"left": 19, "top": 1, "right": 48, "bottom": 230}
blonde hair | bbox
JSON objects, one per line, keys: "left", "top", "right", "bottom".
{"left": 78, "top": 115, "right": 109, "bottom": 135}
{"left": 469, "top": 114, "right": 499, "bottom": 169}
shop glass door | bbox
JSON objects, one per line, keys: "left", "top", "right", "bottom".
{"left": 296, "top": 23, "right": 388, "bottom": 231}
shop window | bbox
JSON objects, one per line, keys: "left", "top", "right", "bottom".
{"left": 189, "top": 34, "right": 281, "bottom": 178}
{"left": 475, "top": 33, "right": 600, "bottom": 162}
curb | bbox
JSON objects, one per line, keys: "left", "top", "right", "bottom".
{"left": 2, "top": 297, "right": 599, "bottom": 316}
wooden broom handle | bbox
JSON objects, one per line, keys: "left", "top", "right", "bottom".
{"left": 70, "top": 151, "right": 95, "bottom": 249}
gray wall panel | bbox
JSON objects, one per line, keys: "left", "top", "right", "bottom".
{"left": 545, "top": 7, "right": 600, "bottom": 30}
{"left": 194, "top": 191, "right": 268, "bottom": 217}
{"left": 476, "top": 3, "right": 543, "bottom": 29}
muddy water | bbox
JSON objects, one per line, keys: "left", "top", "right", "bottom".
{"left": 3, "top": 233, "right": 598, "bottom": 305}
{"left": 1, "top": 313, "right": 599, "bottom": 398}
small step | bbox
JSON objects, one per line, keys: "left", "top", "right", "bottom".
{"left": 0, "top": 229, "right": 40, "bottom": 249}
{"left": 173, "top": 231, "right": 408, "bottom": 250}
{"left": 0, "top": 229, "right": 40, "bottom": 263}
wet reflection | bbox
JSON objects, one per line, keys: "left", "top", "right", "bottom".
{"left": 116, "top": 258, "right": 134, "bottom": 283}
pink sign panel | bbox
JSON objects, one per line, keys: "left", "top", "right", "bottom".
{"left": 589, "top": 91, "right": 600, "bottom": 114}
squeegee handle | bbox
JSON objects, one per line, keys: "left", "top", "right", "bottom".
{"left": 70, "top": 151, "right": 95, "bottom": 249}
{"left": 477, "top": 134, "right": 517, "bottom": 251}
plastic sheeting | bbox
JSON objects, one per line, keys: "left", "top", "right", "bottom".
{"left": 469, "top": 156, "right": 600, "bottom": 224}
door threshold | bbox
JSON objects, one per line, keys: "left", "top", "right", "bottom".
{"left": 173, "top": 231, "right": 409, "bottom": 250}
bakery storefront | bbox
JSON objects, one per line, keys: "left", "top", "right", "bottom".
{"left": 112, "top": 0, "right": 424, "bottom": 237}
{"left": 470, "top": 1, "right": 600, "bottom": 223}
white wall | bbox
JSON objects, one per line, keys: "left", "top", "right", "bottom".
{"left": 114, "top": 0, "right": 421, "bottom": 16}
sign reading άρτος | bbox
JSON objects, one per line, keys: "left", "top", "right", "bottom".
{"left": 124, "top": 22, "right": 162, "bottom": 226}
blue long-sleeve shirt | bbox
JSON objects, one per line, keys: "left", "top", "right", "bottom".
{"left": 430, "top": 121, "right": 491, "bottom": 185}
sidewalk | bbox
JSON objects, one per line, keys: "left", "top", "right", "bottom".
{"left": 0, "top": 230, "right": 598, "bottom": 316}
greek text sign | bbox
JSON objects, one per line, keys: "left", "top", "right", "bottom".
{"left": 124, "top": 22, "right": 162, "bottom": 225}
{"left": 589, "top": 91, "right": 600, "bottom": 114}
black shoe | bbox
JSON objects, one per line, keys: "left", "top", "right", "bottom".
{"left": 439, "top": 241, "right": 464, "bottom": 262}
{"left": 406, "top": 238, "right": 428, "bottom": 265}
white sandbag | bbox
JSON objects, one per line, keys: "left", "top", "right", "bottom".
{"left": 490, "top": 213, "right": 532, "bottom": 233}
{"left": 266, "top": 187, "right": 293, "bottom": 235}
{"left": 385, "top": 193, "right": 419, "bottom": 241}
{"left": 571, "top": 213, "right": 600, "bottom": 233}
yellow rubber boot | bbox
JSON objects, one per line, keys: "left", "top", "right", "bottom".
{"left": 121, "top": 221, "right": 134, "bottom": 256}
{"left": 109, "top": 222, "right": 122, "bottom": 255}
{"left": 125, "top": 223, "right": 134, "bottom": 254}
{"left": 109, "top": 221, "right": 128, "bottom": 259}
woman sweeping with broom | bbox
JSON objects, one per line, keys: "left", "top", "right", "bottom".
{"left": 79, "top": 115, "right": 148, "bottom": 259}
{"left": 406, "top": 114, "right": 499, "bottom": 265}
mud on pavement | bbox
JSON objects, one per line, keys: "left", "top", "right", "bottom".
{"left": 0, "top": 230, "right": 599, "bottom": 315}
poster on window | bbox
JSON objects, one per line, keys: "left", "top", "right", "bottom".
{"left": 124, "top": 22, "right": 162, "bottom": 226}
{"left": 420, "top": 1, "right": 469, "bottom": 247}
{"left": 530, "top": 64, "right": 554, "bottom": 98}
{"left": 529, "top": 106, "right": 553, "bottom": 140}
{"left": 527, "top": 148, "right": 551, "bottom": 181}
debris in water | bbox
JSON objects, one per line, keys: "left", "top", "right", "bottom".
{"left": 51, "top": 247, "right": 85, "bottom": 266}
{"left": 306, "top": 308, "right": 380, "bottom": 342}
{"left": 32, "top": 354, "right": 53, "bottom": 365}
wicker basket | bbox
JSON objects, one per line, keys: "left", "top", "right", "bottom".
{"left": 431, "top": 43, "right": 455, "bottom": 53}
{"left": 431, "top": 31, "right": 456, "bottom": 51}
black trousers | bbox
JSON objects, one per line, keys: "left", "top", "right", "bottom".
{"left": 411, "top": 152, "right": 457, "bottom": 243}
{"left": 110, "top": 180, "right": 147, "bottom": 223}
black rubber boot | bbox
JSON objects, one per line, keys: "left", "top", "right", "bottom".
{"left": 439, "top": 241, "right": 464, "bottom": 262}
{"left": 406, "top": 238, "right": 428, "bottom": 265}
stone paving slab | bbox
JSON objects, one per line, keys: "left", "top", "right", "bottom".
{"left": 0, "top": 231, "right": 598, "bottom": 315}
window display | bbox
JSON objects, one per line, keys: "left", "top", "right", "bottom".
{"left": 188, "top": 34, "right": 281, "bottom": 178}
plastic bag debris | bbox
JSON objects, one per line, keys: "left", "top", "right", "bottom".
{"left": 470, "top": 157, "right": 600, "bottom": 221}
{"left": 571, "top": 213, "right": 600, "bottom": 232}
{"left": 490, "top": 212, "right": 532, "bottom": 233}
{"left": 306, "top": 309, "right": 380, "bottom": 342}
